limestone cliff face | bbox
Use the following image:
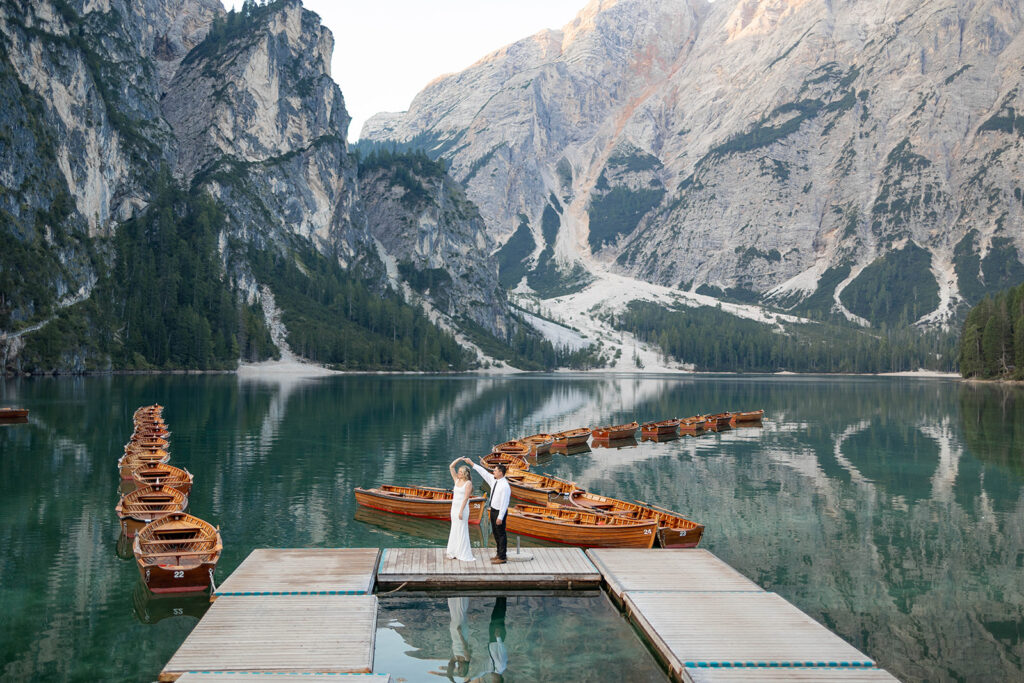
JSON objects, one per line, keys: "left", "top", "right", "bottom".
{"left": 162, "top": 0, "right": 366, "bottom": 258}
{"left": 363, "top": 0, "right": 1024, "bottom": 327}
{"left": 359, "top": 156, "right": 509, "bottom": 337}
{"left": 1, "top": 0, "right": 516, "bottom": 369}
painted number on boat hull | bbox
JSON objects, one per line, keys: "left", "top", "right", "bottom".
{"left": 173, "top": 570, "right": 184, "bottom": 579}
{"left": 643, "top": 529, "right": 652, "bottom": 534}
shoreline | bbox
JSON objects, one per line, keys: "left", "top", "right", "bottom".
{"left": 4, "top": 364, "right": 966, "bottom": 380}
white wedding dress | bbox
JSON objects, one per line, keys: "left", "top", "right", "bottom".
{"left": 446, "top": 483, "right": 476, "bottom": 561}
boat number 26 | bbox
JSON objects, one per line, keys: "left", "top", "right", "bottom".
{"left": 173, "top": 570, "right": 184, "bottom": 578}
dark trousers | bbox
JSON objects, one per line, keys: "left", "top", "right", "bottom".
{"left": 489, "top": 508, "right": 507, "bottom": 559}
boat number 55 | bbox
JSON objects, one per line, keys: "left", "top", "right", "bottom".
{"left": 173, "top": 570, "right": 184, "bottom": 578}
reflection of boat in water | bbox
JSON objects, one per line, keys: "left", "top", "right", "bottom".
{"left": 641, "top": 432, "right": 679, "bottom": 443}
{"left": 591, "top": 436, "right": 638, "bottom": 450}
{"left": 506, "top": 504, "right": 657, "bottom": 548}
{"left": 116, "top": 530, "right": 136, "bottom": 559}
{"left": 567, "top": 490, "right": 704, "bottom": 548}
{"left": 354, "top": 484, "right": 486, "bottom": 523}
{"left": 134, "top": 512, "right": 222, "bottom": 594}
{"left": 354, "top": 506, "right": 485, "bottom": 546}
{"left": 132, "top": 580, "right": 210, "bottom": 624}
{"left": 555, "top": 443, "right": 591, "bottom": 456}
{"left": 591, "top": 422, "right": 639, "bottom": 441}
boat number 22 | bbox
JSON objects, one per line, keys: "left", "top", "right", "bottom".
{"left": 173, "top": 570, "right": 184, "bottom": 578}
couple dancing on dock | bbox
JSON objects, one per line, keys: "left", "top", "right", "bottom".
{"left": 446, "top": 457, "right": 509, "bottom": 564}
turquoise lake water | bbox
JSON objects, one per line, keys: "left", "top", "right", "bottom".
{"left": 1, "top": 373, "right": 1022, "bottom": 681}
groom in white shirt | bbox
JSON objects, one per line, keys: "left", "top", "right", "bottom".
{"left": 463, "top": 457, "right": 510, "bottom": 564}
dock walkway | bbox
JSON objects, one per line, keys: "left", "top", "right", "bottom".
{"left": 587, "top": 549, "right": 899, "bottom": 683}
{"left": 376, "top": 546, "right": 600, "bottom": 590}
{"left": 161, "top": 546, "right": 899, "bottom": 682}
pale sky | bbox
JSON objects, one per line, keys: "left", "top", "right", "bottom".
{"left": 223, "top": 0, "right": 586, "bottom": 141}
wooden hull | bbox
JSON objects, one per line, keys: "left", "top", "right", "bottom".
{"left": 136, "top": 559, "right": 218, "bottom": 594}
{"left": 133, "top": 513, "right": 221, "bottom": 594}
{"left": 641, "top": 419, "right": 681, "bottom": 436}
{"left": 506, "top": 508, "right": 656, "bottom": 548}
{"left": 553, "top": 429, "right": 591, "bottom": 447}
{"left": 118, "top": 452, "right": 170, "bottom": 480}
{"left": 131, "top": 464, "right": 193, "bottom": 495}
{"left": 521, "top": 434, "right": 554, "bottom": 455}
{"left": 0, "top": 408, "right": 29, "bottom": 419}
{"left": 354, "top": 487, "right": 486, "bottom": 524}
{"left": 480, "top": 453, "right": 529, "bottom": 472}
{"left": 656, "top": 525, "right": 704, "bottom": 549}
{"left": 591, "top": 422, "right": 639, "bottom": 441}
{"left": 703, "top": 414, "right": 731, "bottom": 431}
{"left": 730, "top": 410, "right": 765, "bottom": 424}
{"left": 568, "top": 491, "right": 705, "bottom": 549}
{"left": 504, "top": 471, "right": 577, "bottom": 506}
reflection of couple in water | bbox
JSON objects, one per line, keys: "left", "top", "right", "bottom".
{"left": 436, "top": 596, "right": 508, "bottom": 682}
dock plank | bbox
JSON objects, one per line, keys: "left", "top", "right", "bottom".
{"left": 587, "top": 549, "right": 761, "bottom": 603}
{"left": 624, "top": 591, "right": 875, "bottom": 680}
{"left": 215, "top": 548, "right": 380, "bottom": 596}
{"left": 376, "top": 547, "right": 600, "bottom": 590}
{"left": 161, "top": 595, "right": 377, "bottom": 680}
{"left": 686, "top": 668, "right": 899, "bottom": 682}
{"left": 176, "top": 676, "right": 392, "bottom": 682}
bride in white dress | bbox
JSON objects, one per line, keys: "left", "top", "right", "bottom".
{"left": 446, "top": 459, "right": 476, "bottom": 561}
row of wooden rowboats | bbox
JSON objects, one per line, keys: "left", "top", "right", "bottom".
{"left": 114, "top": 405, "right": 222, "bottom": 594}
{"left": 352, "top": 410, "right": 763, "bottom": 549}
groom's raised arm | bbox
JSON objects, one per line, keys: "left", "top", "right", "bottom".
{"left": 469, "top": 460, "right": 496, "bottom": 488}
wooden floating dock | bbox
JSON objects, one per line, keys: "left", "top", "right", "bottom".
{"left": 588, "top": 548, "right": 762, "bottom": 605}
{"left": 160, "top": 594, "right": 377, "bottom": 681}
{"left": 376, "top": 546, "right": 601, "bottom": 590}
{"left": 161, "top": 546, "right": 899, "bottom": 682}
{"left": 587, "top": 549, "right": 898, "bottom": 682}
{"left": 214, "top": 548, "right": 379, "bottom": 596}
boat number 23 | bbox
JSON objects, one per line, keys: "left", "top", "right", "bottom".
{"left": 173, "top": 570, "right": 184, "bottom": 578}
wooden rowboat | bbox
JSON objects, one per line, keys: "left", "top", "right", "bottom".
{"left": 703, "top": 413, "right": 732, "bottom": 431}
{"left": 552, "top": 428, "right": 591, "bottom": 448}
{"left": 353, "top": 484, "right": 486, "bottom": 524}
{"left": 126, "top": 437, "right": 169, "bottom": 451}
{"left": 118, "top": 449, "right": 170, "bottom": 479}
{"left": 504, "top": 468, "right": 579, "bottom": 505}
{"left": 131, "top": 462, "right": 193, "bottom": 495}
{"left": 492, "top": 440, "right": 532, "bottom": 458}
{"left": 640, "top": 418, "right": 681, "bottom": 436}
{"left": 505, "top": 504, "right": 657, "bottom": 548}
{"left": 678, "top": 415, "right": 706, "bottom": 432}
{"left": 730, "top": 409, "right": 765, "bottom": 424}
{"left": 479, "top": 452, "right": 529, "bottom": 473}
{"left": 521, "top": 433, "right": 555, "bottom": 455}
{"left": 134, "top": 513, "right": 221, "bottom": 593}
{"left": 591, "top": 421, "right": 639, "bottom": 441}
{"left": 116, "top": 484, "right": 189, "bottom": 537}
{"left": 0, "top": 407, "right": 29, "bottom": 419}
{"left": 567, "top": 490, "right": 704, "bottom": 548}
